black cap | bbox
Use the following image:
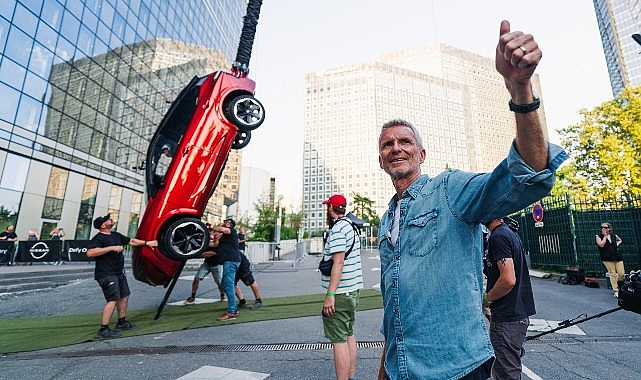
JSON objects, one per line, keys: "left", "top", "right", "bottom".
{"left": 224, "top": 218, "right": 236, "bottom": 228}
{"left": 93, "top": 214, "right": 110, "bottom": 229}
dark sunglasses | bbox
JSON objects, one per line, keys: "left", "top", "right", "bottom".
{"left": 601, "top": 226, "right": 610, "bottom": 229}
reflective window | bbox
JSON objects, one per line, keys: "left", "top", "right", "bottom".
{"left": 59, "top": 9, "right": 80, "bottom": 45}
{"left": 81, "top": 176, "right": 98, "bottom": 205}
{"left": 4, "top": 25, "right": 33, "bottom": 66}
{"left": 0, "top": 57, "right": 26, "bottom": 91}
{"left": 0, "top": 82, "right": 20, "bottom": 123}
{"left": 75, "top": 176, "right": 98, "bottom": 239}
{"left": 41, "top": 0, "right": 63, "bottom": 30}
{"left": 0, "top": 188, "right": 21, "bottom": 230}
{"left": 35, "top": 21, "right": 57, "bottom": 52}
{"left": 128, "top": 191, "right": 142, "bottom": 236}
{"left": 29, "top": 42, "right": 54, "bottom": 78}
{"left": 108, "top": 184, "right": 122, "bottom": 227}
{"left": 0, "top": 154, "right": 30, "bottom": 192}
{"left": 15, "top": 94, "right": 43, "bottom": 132}
{"left": 46, "top": 167, "right": 69, "bottom": 199}
{"left": 42, "top": 196, "right": 63, "bottom": 219}
{"left": 13, "top": 2, "right": 38, "bottom": 37}
{"left": 0, "top": 2, "right": 16, "bottom": 21}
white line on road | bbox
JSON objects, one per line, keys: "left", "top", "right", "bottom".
{"left": 523, "top": 365, "right": 543, "bottom": 380}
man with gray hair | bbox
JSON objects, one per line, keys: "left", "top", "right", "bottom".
{"left": 376, "top": 20, "right": 568, "bottom": 379}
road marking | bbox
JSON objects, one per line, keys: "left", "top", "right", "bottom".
{"left": 522, "top": 365, "right": 543, "bottom": 380}
{"left": 177, "top": 365, "right": 269, "bottom": 379}
{"left": 167, "top": 298, "right": 222, "bottom": 306}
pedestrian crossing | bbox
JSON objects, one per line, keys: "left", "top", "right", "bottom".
{"left": 176, "top": 366, "right": 269, "bottom": 380}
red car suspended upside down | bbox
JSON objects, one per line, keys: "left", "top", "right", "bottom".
{"left": 132, "top": 70, "right": 264, "bottom": 286}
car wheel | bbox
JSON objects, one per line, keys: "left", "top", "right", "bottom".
{"left": 163, "top": 217, "right": 209, "bottom": 260}
{"left": 226, "top": 95, "right": 264, "bottom": 131}
{"left": 231, "top": 130, "right": 251, "bottom": 149}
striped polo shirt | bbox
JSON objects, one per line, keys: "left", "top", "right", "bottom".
{"left": 321, "top": 217, "right": 363, "bottom": 293}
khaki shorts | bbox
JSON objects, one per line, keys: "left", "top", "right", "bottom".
{"left": 323, "top": 290, "right": 360, "bottom": 343}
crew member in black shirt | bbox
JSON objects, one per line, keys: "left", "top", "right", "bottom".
{"left": 87, "top": 214, "right": 157, "bottom": 339}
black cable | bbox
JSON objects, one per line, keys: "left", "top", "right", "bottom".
{"left": 233, "top": 0, "right": 263, "bottom": 75}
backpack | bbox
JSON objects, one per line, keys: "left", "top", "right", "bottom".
{"left": 318, "top": 219, "right": 360, "bottom": 276}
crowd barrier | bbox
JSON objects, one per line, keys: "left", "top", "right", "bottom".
{"left": 0, "top": 240, "right": 109, "bottom": 264}
{"left": 0, "top": 238, "right": 303, "bottom": 266}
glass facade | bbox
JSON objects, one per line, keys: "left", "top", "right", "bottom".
{"left": 593, "top": 0, "right": 641, "bottom": 96}
{"left": 0, "top": 0, "right": 247, "bottom": 239}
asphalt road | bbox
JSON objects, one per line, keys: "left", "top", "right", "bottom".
{"left": 1, "top": 251, "right": 640, "bottom": 379}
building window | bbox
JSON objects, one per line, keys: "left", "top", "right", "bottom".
{"left": 75, "top": 177, "right": 98, "bottom": 240}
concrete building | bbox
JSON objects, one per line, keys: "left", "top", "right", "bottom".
{"left": 593, "top": 0, "right": 641, "bottom": 96}
{"left": 231, "top": 166, "right": 274, "bottom": 225}
{"left": 302, "top": 44, "right": 547, "bottom": 233}
{"left": 0, "top": 0, "right": 247, "bottom": 239}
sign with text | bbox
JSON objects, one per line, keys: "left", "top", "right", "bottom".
{"left": 15, "top": 240, "right": 62, "bottom": 262}
{"left": 64, "top": 240, "right": 94, "bottom": 262}
{"left": 0, "top": 240, "right": 15, "bottom": 263}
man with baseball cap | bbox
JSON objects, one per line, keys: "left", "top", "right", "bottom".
{"left": 320, "top": 194, "right": 363, "bottom": 380}
{"left": 87, "top": 213, "right": 158, "bottom": 339}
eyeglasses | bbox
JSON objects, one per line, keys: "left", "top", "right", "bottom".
{"left": 601, "top": 226, "right": 610, "bottom": 229}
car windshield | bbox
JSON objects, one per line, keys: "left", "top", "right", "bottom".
{"left": 146, "top": 76, "right": 204, "bottom": 198}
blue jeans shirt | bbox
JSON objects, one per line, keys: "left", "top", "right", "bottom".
{"left": 378, "top": 142, "right": 567, "bottom": 380}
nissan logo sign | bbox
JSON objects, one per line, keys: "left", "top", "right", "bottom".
{"left": 29, "top": 242, "right": 50, "bottom": 260}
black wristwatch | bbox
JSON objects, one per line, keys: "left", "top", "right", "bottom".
{"left": 509, "top": 96, "right": 540, "bottom": 113}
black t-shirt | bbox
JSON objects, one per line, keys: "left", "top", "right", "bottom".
{"left": 88, "top": 231, "right": 130, "bottom": 279}
{"left": 216, "top": 227, "right": 240, "bottom": 263}
{"left": 204, "top": 252, "right": 223, "bottom": 266}
{"left": 485, "top": 223, "right": 536, "bottom": 322}
{"left": 238, "top": 233, "right": 246, "bottom": 250}
{"left": 0, "top": 231, "right": 18, "bottom": 240}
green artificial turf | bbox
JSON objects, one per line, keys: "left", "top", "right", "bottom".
{"left": 0, "top": 289, "right": 382, "bottom": 354}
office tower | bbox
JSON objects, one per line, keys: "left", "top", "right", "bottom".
{"left": 0, "top": 0, "right": 247, "bottom": 239}
{"left": 593, "top": 0, "right": 641, "bottom": 96}
{"left": 302, "top": 44, "right": 548, "bottom": 233}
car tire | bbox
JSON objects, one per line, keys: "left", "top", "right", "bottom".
{"left": 231, "top": 130, "right": 251, "bottom": 149}
{"left": 226, "top": 95, "right": 264, "bottom": 131}
{"left": 163, "top": 217, "right": 210, "bottom": 260}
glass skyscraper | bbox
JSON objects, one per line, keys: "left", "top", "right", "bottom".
{"left": 593, "top": 0, "right": 641, "bottom": 96}
{"left": 0, "top": 0, "right": 247, "bottom": 240}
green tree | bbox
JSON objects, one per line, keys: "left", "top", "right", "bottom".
{"left": 251, "top": 197, "right": 278, "bottom": 242}
{"left": 250, "top": 197, "right": 303, "bottom": 241}
{"left": 558, "top": 86, "right": 641, "bottom": 199}
{"left": 351, "top": 193, "right": 380, "bottom": 241}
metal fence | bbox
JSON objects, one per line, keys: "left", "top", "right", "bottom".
{"left": 514, "top": 194, "right": 641, "bottom": 276}
{"left": 245, "top": 240, "right": 307, "bottom": 267}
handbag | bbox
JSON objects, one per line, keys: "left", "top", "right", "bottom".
{"left": 318, "top": 220, "right": 359, "bottom": 276}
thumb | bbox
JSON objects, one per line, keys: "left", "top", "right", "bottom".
{"left": 499, "top": 20, "right": 510, "bottom": 36}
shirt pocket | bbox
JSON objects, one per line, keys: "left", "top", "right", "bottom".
{"left": 406, "top": 209, "right": 438, "bottom": 256}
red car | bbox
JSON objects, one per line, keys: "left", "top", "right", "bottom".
{"left": 132, "top": 71, "right": 264, "bottom": 286}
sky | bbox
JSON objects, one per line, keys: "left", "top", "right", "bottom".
{"left": 244, "top": 0, "right": 614, "bottom": 209}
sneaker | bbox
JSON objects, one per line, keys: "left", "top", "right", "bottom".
{"left": 96, "top": 328, "right": 121, "bottom": 339}
{"left": 238, "top": 299, "right": 247, "bottom": 308}
{"left": 115, "top": 320, "right": 135, "bottom": 330}
{"left": 614, "top": 292, "right": 619, "bottom": 298}
{"left": 216, "top": 312, "right": 238, "bottom": 321}
{"left": 184, "top": 296, "right": 196, "bottom": 305}
{"left": 253, "top": 300, "right": 262, "bottom": 308}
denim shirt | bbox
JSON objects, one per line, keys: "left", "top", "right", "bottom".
{"left": 378, "top": 142, "right": 567, "bottom": 380}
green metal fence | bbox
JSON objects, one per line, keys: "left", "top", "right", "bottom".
{"left": 515, "top": 195, "right": 641, "bottom": 276}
